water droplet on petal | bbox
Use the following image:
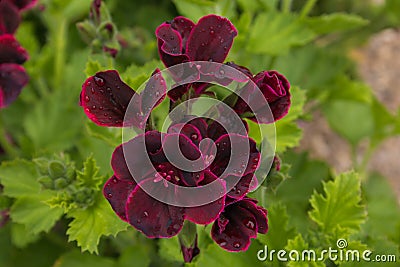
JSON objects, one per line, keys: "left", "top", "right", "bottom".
{"left": 210, "top": 30, "right": 215, "bottom": 35}
{"left": 137, "top": 219, "right": 141, "bottom": 224}
{"left": 244, "top": 218, "right": 256, "bottom": 230}
{"left": 84, "top": 96, "right": 90, "bottom": 102}
{"left": 233, "top": 241, "right": 241, "bottom": 248}
{"left": 106, "top": 193, "right": 112, "bottom": 198}
{"left": 191, "top": 133, "right": 198, "bottom": 140}
{"left": 90, "top": 87, "right": 95, "bottom": 94}
{"left": 99, "top": 106, "right": 104, "bottom": 110}
{"left": 253, "top": 157, "right": 259, "bottom": 163}
{"left": 143, "top": 211, "right": 148, "bottom": 217}
{"left": 92, "top": 105, "right": 96, "bottom": 110}
{"left": 94, "top": 76, "right": 105, "bottom": 86}
{"left": 168, "top": 170, "right": 174, "bottom": 175}
{"left": 112, "top": 177, "right": 118, "bottom": 183}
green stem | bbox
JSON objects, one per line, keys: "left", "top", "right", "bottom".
{"left": 0, "top": 115, "right": 18, "bottom": 158}
{"left": 300, "top": 0, "right": 318, "bottom": 18}
{"left": 178, "top": 221, "right": 198, "bottom": 263}
{"left": 282, "top": 0, "right": 293, "bottom": 13}
{"left": 53, "top": 18, "right": 68, "bottom": 88}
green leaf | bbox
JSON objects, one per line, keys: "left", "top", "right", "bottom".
{"left": 172, "top": 0, "right": 216, "bottom": 21}
{"left": 55, "top": 250, "right": 116, "bottom": 267}
{"left": 10, "top": 223, "right": 41, "bottom": 248}
{"left": 76, "top": 156, "right": 103, "bottom": 191}
{"left": 257, "top": 203, "right": 296, "bottom": 249}
{"left": 265, "top": 87, "right": 305, "bottom": 153}
{"left": 303, "top": 13, "right": 368, "bottom": 35}
{"left": 309, "top": 172, "right": 366, "bottom": 234}
{"left": 158, "top": 236, "right": 182, "bottom": 263}
{"left": 247, "top": 12, "right": 315, "bottom": 55}
{"left": 66, "top": 194, "right": 128, "bottom": 254}
{"left": 323, "top": 100, "right": 374, "bottom": 145}
{"left": 85, "top": 60, "right": 104, "bottom": 77}
{"left": 285, "top": 234, "right": 325, "bottom": 267}
{"left": 0, "top": 159, "right": 41, "bottom": 198}
{"left": 121, "top": 60, "right": 162, "bottom": 90}
{"left": 118, "top": 244, "right": 151, "bottom": 267}
{"left": 85, "top": 121, "right": 121, "bottom": 147}
{"left": 10, "top": 194, "right": 63, "bottom": 235}
{"left": 196, "top": 240, "right": 264, "bottom": 267}
{"left": 362, "top": 173, "right": 400, "bottom": 239}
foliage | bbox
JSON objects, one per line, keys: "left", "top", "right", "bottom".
{"left": 0, "top": 0, "right": 399, "bottom": 266}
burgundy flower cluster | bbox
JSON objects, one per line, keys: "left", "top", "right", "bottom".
{"left": 80, "top": 14, "right": 291, "bottom": 258}
{"left": 0, "top": 0, "right": 36, "bottom": 108}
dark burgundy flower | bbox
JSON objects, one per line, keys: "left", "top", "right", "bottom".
{"left": 0, "top": 0, "right": 20, "bottom": 34}
{"left": 0, "top": 63, "right": 28, "bottom": 108}
{"left": 232, "top": 65, "right": 291, "bottom": 123}
{"left": 103, "top": 130, "right": 227, "bottom": 238}
{"left": 80, "top": 69, "right": 166, "bottom": 127}
{"left": 211, "top": 197, "right": 268, "bottom": 252}
{"left": 156, "top": 15, "right": 237, "bottom": 100}
{"left": 0, "top": 34, "right": 28, "bottom": 64}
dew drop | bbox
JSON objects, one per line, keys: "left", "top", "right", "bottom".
{"left": 92, "top": 105, "right": 96, "bottom": 110}
{"left": 162, "top": 172, "right": 167, "bottom": 177}
{"left": 137, "top": 219, "right": 141, "bottom": 224}
{"left": 85, "top": 108, "right": 90, "bottom": 113}
{"left": 244, "top": 218, "right": 255, "bottom": 230}
{"left": 210, "top": 30, "right": 215, "bottom": 35}
{"left": 168, "top": 170, "right": 174, "bottom": 175}
{"left": 233, "top": 242, "right": 241, "bottom": 248}
{"left": 166, "top": 175, "right": 171, "bottom": 180}
{"left": 253, "top": 157, "right": 259, "bottom": 163}
{"left": 191, "top": 133, "right": 198, "bottom": 140}
{"left": 252, "top": 164, "right": 258, "bottom": 169}
{"left": 106, "top": 193, "right": 112, "bottom": 198}
{"left": 94, "top": 76, "right": 105, "bottom": 86}
{"left": 112, "top": 177, "right": 118, "bottom": 183}
{"left": 99, "top": 106, "right": 104, "bottom": 110}
{"left": 87, "top": 81, "right": 92, "bottom": 86}
{"left": 84, "top": 95, "right": 90, "bottom": 102}
{"left": 143, "top": 211, "right": 148, "bottom": 217}
{"left": 90, "top": 87, "right": 95, "bottom": 94}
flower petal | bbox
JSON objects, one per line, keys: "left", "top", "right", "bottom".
{"left": 0, "top": 1, "right": 20, "bottom": 34}
{"left": 186, "top": 15, "right": 237, "bottom": 62}
{"left": 0, "top": 64, "right": 28, "bottom": 108}
{"left": 211, "top": 205, "right": 255, "bottom": 252}
{"left": 103, "top": 175, "right": 136, "bottom": 221}
{"left": 80, "top": 70, "right": 135, "bottom": 127}
{"left": 156, "top": 22, "right": 189, "bottom": 67}
{"left": 171, "top": 16, "right": 195, "bottom": 51}
{"left": 226, "top": 173, "right": 253, "bottom": 200}
{"left": 168, "top": 123, "right": 202, "bottom": 146}
{"left": 0, "top": 34, "right": 28, "bottom": 64}
{"left": 140, "top": 69, "right": 166, "bottom": 115}
{"left": 185, "top": 171, "right": 225, "bottom": 224}
{"left": 126, "top": 181, "right": 185, "bottom": 238}
{"left": 238, "top": 199, "right": 268, "bottom": 234}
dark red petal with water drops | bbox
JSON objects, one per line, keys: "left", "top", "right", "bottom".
{"left": 10, "top": 0, "right": 37, "bottom": 10}
{"left": 226, "top": 173, "right": 253, "bottom": 200}
{"left": 168, "top": 123, "right": 202, "bottom": 146}
{"left": 0, "top": 34, "right": 28, "bottom": 64}
{"left": 238, "top": 199, "right": 268, "bottom": 234}
{"left": 185, "top": 171, "right": 225, "bottom": 224}
{"left": 225, "top": 62, "right": 253, "bottom": 78}
{"left": 0, "top": 64, "right": 28, "bottom": 108}
{"left": 187, "top": 117, "right": 208, "bottom": 138}
{"left": 186, "top": 14, "right": 237, "bottom": 62}
{"left": 140, "top": 69, "right": 166, "bottom": 115}
{"left": 103, "top": 175, "right": 136, "bottom": 221}
{"left": 126, "top": 182, "right": 185, "bottom": 238}
{"left": 167, "top": 84, "right": 190, "bottom": 101}
{"left": 0, "top": 1, "right": 20, "bottom": 34}
{"left": 80, "top": 70, "right": 135, "bottom": 127}
{"left": 156, "top": 23, "right": 189, "bottom": 67}
{"left": 171, "top": 16, "right": 195, "bottom": 51}
{"left": 211, "top": 205, "right": 255, "bottom": 252}
{"left": 111, "top": 144, "right": 132, "bottom": 181}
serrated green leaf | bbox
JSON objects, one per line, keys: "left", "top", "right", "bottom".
{"left": 85, "top": 121, "right": 121, "bottom": 147}
{"left": 247, "top": 12, "right": 315, "bottom": 55}
{"left": 121, "top": 60, "right": 162, "bottom": 90}
{"left": 55, "top": 250, "right": 116, "bottom": 267}
{"left": 285, "top": 234, "right": 324, "bottom": 267}
{"left": 66, "top": 194, "right": 128, "bottom": 254}
{"left": 196, "top": 240, "right": 264, "bottom": 267}
{"left": 85, "top": 60, "right": 104, "bottom": 77}
{"left": 76, "top": 156, "right": 103, "bottom": 191}
{"left": 283, "top": 86, "right": 306, "bottom": 122}
{"left": 10, "top": 194, "right": 63, "bottom": 235}
{"left": 10, "top": 223, "right": 41, "bottom": 248}
{"left": 309, "top": 172, "right": 366, "bottom": 234}
{"left": 258, "top": 204, "right": 296, "bottom": 249}
{"left": 304, "top": 13, "right": 368, "bottom": 35}
{"left": 0, "top": 160, "right": 41, "bottom": 198}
